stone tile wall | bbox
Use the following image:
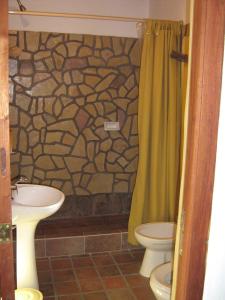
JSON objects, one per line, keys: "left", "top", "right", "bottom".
{"left": 9, "top": 31, "right": 140, "bottom": 197}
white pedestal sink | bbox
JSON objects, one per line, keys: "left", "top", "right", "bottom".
{"left": 12, "top": 184, "right": 65, "bottom": 290}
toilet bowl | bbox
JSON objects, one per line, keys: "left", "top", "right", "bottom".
{"left": 134, "top": 222, "right": 176, "bottom": 277}
{"left": 150, "top": 262, "right": 172, "bottom": 300}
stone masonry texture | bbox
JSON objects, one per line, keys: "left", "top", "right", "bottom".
{"left": 9, "top": 31, "right": 141, "bottom": 196}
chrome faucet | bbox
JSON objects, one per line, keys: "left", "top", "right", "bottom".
{"left": 11, "top": 175, "right": 29, "bottom": 190}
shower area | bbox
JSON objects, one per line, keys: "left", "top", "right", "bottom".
{"left": 9, "top": 30, "right": 142, "bottom": 256}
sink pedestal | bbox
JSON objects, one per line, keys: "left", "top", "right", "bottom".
{"left": 16, "top": 221, "right": 39, "bottom": 289}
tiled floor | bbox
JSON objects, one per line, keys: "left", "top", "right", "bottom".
{"left": 37, "top": 249, "right": 156, "bottom": 300}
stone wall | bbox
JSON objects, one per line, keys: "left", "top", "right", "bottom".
{"left": 9, "top": 31, "right": 140, "bottom": 196}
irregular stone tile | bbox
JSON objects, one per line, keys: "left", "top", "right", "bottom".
{"left": 64, "top": 71, "right": 72, "bottom": 85}
{"left": 52, "top": 70, "right": 63, "bottom": 83}
{"left": 112, "top": 139, "right": 129, "bottom": 153}
{"left": 20, "top": 111, "right": 31, "bottom": 128}
{"left": 79, "top": 84, "right": 94, "bottom": 96}
{"left": 127, "top": 86, "right": 139, "bottom": 99}
{"left": 9, "top": 106, "right": 18, "bottom": 126}
{"left": 53, "top": 52, "right": 64, "bottom": 70}
{"left": 84, "top": 163, "right": 96, "bottom": 173}
{"left": 100, "top": 139, "right": 112, "bottom": 152}
{"left": 98, "top": 91, "right": 112, "bottom": 101}
{"left": 54, "top": 84, "right": 67, "bottom": 96}
{"left": 34, "top": 169, "right": 45, "bottom": 180}
{"left": 101, "top": 49, "right": 114, "bottom": 61}
{"left": 45, "top": 57, "right": 55, "bottom": 71}
{"left": 131, "top": 116, "right": 138, "bottom": 135}
{"left": 112, "top": 37, "right": 123, "bottom": 55}
{"left": 128, "top": 100, "right": 138, "bottom": 115}
{"left": 95, "top": 74, "right": 116, "bottom": 92}
{"left": 114, "top": 181, "right": 129, "bottom": 193}
{"left": 83, "top": 67, "right": 97, "bottom": 75}
{"left": 72, "top": 135, "right": 86, "bottom": 157}
{"left": 65, "top": 157, "right": 87, "bottom": 172}
{"left": 78, "top": 46, "right": 93, "bottom": 57}
{"left": 107, "top": 56, "right": 129, "bottom": 67}
{"left": 55, "top": 44, "right": 67, "bottom": 57}
{"left": 124, "top": 147, "right": 139, "bottom": 161}
{"left": 62, "top": 133, "right": 76, "bottom": 146}
{"left": 80, "top": 174, "right": 91, "bottom": 188}
{"left": 9, "top": 46, "right": 22, "bottom": 58}
{"left": 35, "top": 155, "right": 55, "bottom": 170}
{"left": 102, "top": 36, "right": 112, "bottom": 48}
{"left": 47, "top": 120, "right": 78, "bottom": 136}
{"left": 64, "top": 57, "right": 88, "bottom": 70}
{"left": 33, "top": 115, "right": 46, "bottom": 129}
{"left": 9, "top": 35, "right": 17, "bottom": 48}
{"left": 125, "top": 156, "right": 138, "bottom": 172}
{"left": 46, "top": 35, "right": 63, "bottom": 49}
{"left": 85, "top": 75, "right": 101, "bottom": 88}
{"left": 32, "top": 78, "right": 58, "bottom": 97}
{"left": 84, "top": 35, "right": 94, "bottom": 47}
{"left": 26, "top": 32, "right": 40, "bottom": 52}
{"left": 87, "top": 93, "right": 98, "bottom": 103}
{"left": 14, "top": 76, "right": 32, "bottom": 88}
{"left": 71, "top": 70, "right": 84, "bottom": 84}
{"left": 88, "top": 57, "right": 105, "bottom": 67}
{"left": 44, "top": 144, "right": 71, "bottom": 155}
{"left": 9, "top": 59, "right": 18, "bottom": 76}
{"left": 114, "top": 98, "right": 130, "bottom": 111}
{"left": 67, "top": 41, "right": 81, "bottom": 57}
{"left": 106, "top": 162, "right": 123, "bottom": 173}
{"left": 29, "top": 130, "right": 40, "bottom": 147}
{"left": 75, "top": 109, "right": 89, "bottom": 131}
{"left": 62, "top": 181, "right": 73, "bottom": 195}
{"left": 34, "top": 61, "right": 47, "bottom": 71}
{"left": 111, "top": 75, "right": 127, "bottom": 89}
{"left": 130, "top": 40, "right": 141, "bottom": 66}
{"left": 68, "top": 85, "right": 80, "bottom": 97}
{"left": 52, "top": 156, "right": 65, "bottom": 168}
{"left": 88, "top": 173, "right": 113, "bottom": 193}
{"left": 18, "top": 129, "right": 28, "bottom": 153}
{"left": 95, "top": 152, "right": 106, "bottom": 172}
{"left": 33, "top": 73, "right": 51, "bottom": 84}
{"left": 122, "top": 117, "right": 132, "bottom": 139}
{"left": 19, "top": 51, "right": 32, "bottom": 60}
{"left": 46, "top": 169, "right": 70, "bottom": 180}
{"left": 59, "top": 103, "right": 79, "bottom": 120}
{"left": 45, "top": 131, "right": 62, "bottom": 143}
{"left": 21, "top": 155, "right": 33, "bottom": 166}
{"left": 119, "top": 86, "right": 128, "bottom": 97}
{"left": 83, "top": 128, "right": 99, "bottom": 141}
{"left": 34, "top": 51, "right": 51, "bottom": 60}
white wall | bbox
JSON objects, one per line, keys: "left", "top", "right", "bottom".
{"left": 9, "top": 0, "right": 188, "bottom": 37}
{"left": 148, "top": 0, "right": 188, "bottom": 23}
{"left": 203, "top": 43, "right": 225, "bottom": 300}
{"left": 8, "top": 0, "right": 149, "bottom": 37}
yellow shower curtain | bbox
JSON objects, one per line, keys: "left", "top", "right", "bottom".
{"left": 128, "top": 20, "right": 183, "bottom": 244}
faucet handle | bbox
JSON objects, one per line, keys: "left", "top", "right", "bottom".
{"left": 11, "top": 175, "right": 29, "bottom": 184}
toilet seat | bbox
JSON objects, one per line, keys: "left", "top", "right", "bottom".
{"left": 150, "top": 262, "right": 172, "bottom": 300}
{"left": 135, "top": 222, "right": 176, "bottom": 240}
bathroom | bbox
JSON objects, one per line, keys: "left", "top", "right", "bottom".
{"left": 1, "top": 0, "right": 225, "bottom": 299}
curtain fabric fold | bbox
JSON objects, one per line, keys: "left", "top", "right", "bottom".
{"left": 128, "top": 20, "right": 184, "bottom": 245}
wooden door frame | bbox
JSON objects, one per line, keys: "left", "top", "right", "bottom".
{"left": 0, "top": 0, "right": 15, "bottom": 299}
{"left": 175, "top": 0, "right": 225, "bottom": 299}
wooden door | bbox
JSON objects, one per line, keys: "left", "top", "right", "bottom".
{"left": 0, "top": 0, "right": 15, "bottom": 299}
{"left": 174, "top": 0, "right": 225, "bottom": 299}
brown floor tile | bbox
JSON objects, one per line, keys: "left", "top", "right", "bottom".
{"left": 92, "top": 253, "right": 115, "bottom": 266}
{"left": 76, "top": 267, "right": 99, "bottom": 280}
{"left": 83, "top": 291, "right": 108, "bottom": 300}
{"left": 39, "top": 283, "right": 55, "bottom": 297}
{"left": 112, "top": 252, "right": 136, "bottom": 264}
{"left": 107, "top": 288, "right": 136, "bottom": 300}
{"left": 43, "top": 297, "right": 56, "bottom": 300}
{"left": 51, "top": 257, "right": 73, "bottom": 270}
{"left": 97, "top": 265, "right": 120, "bottom": 277}
{"left": 53, "top": 269, "right": 75, "bottom": 282}
{"left": 58, "top": 295, "right": 83, "bottom": 300}
{"left": 118, "top": 262, "right": 141, "bottom": 275}
{"left": 36, "top": 258, "right": 50, "bottom": 271}
{"left": 72, "top": 255, "right": 94, "bottom": 268}
{"left": 55, "top": 281, "right": 80, "bottom": 295}
{"left": 103, "top": 276, "right": 127, "bottom": 289}
{"left": 132, "top": 286, "right": 156, "bottom": 300}
{"left": 125, "top": 274, "right": 149, "bottom": 287}
{"left": 79, "top": 278, "right": 104, "bottom": 292}
{"left": 38, "top": 270, "right": 52, "bottom": 284}
{"left": 130, "top": 249, "right": 145, "bottom": 261}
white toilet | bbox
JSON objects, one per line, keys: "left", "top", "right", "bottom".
{"left": 134, "top": 222, "right": 176, "bottom": 277}
{"left": 150, "top": 262, "right": 172, "bottom": 300}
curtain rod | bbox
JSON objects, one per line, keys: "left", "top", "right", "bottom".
{"left": 8, "top": 10, "right": 146, "bottom": 23}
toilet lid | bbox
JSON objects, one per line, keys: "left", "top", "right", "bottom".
{"left": 135, "top": 222, "right": 176, "bottom": 240}
{"left": 15, "top": 288, "right": 43, "bottom": 300}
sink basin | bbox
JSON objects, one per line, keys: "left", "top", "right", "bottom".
{"left": 12, "top": 184, "right": 65, "bottom": 290}
{"left": 12, "top": 184, "right": 65, "bottom": 224}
